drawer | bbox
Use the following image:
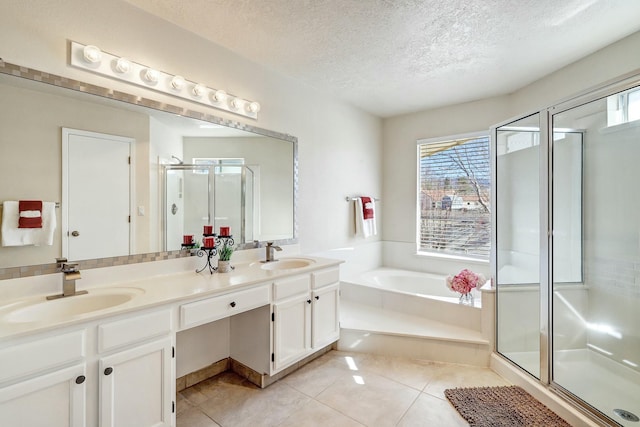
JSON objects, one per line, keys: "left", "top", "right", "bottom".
{"left": 0, "top": 330, "right": 85, "bottom": 384}
{"left": 98, "top": 309, "right": 172, "bottom": 353}
{"left": 180, "top": 284, "right": 270, "bottom": 329}
{"left": 273, "top": 275, "right": 311, "bottom": 300}
{"left": 311, "top": 268, "right": 340, "bottom": 289}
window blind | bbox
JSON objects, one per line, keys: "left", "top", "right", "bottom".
{"left": 418, "top": 136, "right": 491, "bottom": 259}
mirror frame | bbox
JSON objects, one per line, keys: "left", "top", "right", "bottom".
{"left": 0, "top": 60, "right": 298, "bottom": 280}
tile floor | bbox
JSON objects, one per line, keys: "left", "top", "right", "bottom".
{"left": 176, "top": 350, "right": 509, "bottom": 427}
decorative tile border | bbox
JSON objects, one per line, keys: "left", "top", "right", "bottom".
{"left": 0, "top": 250, "right": 193, "bottom": 281}
{"left": 0, "top": 59, "right": 299, "bottom": 281}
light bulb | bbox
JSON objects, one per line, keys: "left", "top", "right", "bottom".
{"left": 212, "top": 90, "right": 227, "bottom": 103}
{"left": 83, "top": 45, "right": 102, "bottom": 64}
{"left": 115, "top": 57, "right": 131, "bottom": 74}
{"left": 171, "top": 75, "right": 185, "bottom": 90}
{"left": 144, "top": 68, "right": 159, "bottom": 83}
{"left": 230, "top": 98, "right": 244, "bottom": 110}
{"left": 192, "top": 84, "right": 206, "bottom": 98}
{"left": 246, "top": 101, "right": 261, "bottom": 113}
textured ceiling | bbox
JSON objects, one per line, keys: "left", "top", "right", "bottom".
{"left": 123, "top": 0, "right": 640, "bottom": 117}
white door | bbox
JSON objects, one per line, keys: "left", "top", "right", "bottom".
{"left": 100, "top": 337, "right": 174, "bottom": 427}
{"left": 0, "top": 364, "right": 86, "bottom": 427}
{"left": 312, "top": 283, "right": 340, "bottom": 349}
{"left": 273, "top": 294, "right": 311, "bottom": 372}
{"left": 63, "top": 129, "right": 132, "bottom": 261}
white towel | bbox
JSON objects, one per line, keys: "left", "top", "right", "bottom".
{"left": 1, "top": 201, "right": 57, "bottom": 246}
{"left": 355, "top": 196, "right": 377, "bottom": 238}
{"left": 19, "top": 210, "right": 42, "bottom": 218}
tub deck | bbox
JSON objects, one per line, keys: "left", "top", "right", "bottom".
{"left": 338, "top": 270, "right": 495, "bottom": 366}
{"left": 341, "top": 300, "right": 487, "bottom": 345}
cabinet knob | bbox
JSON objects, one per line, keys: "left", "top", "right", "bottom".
{"left": 315, "top": 296, "right": 320, "bottom": 300}
{"left": 75, "top": 375, "right": 86, "bottom": 384}
{"left": 307, "top": 299, "right": 312, "bottom": 304}
{"left": 104, "top": 367, "right": 113, "bottom": 376}
{"left": 230, "top": 301, "right": 236, "bottom": 308}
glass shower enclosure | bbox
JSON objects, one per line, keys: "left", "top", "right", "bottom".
{"left": 162, "top": 164, "right": 256, "bottom": 251}
{"left": 493, "top": 76, "right": 640, "bottom": 425}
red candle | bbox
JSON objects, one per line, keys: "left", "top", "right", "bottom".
{"left": 220, "top": 226, "right": 230, "bottom": 236}
{"left": 183, "top": 235, "right": 194, "bottom": 245}
{"left": 204, "top": 237, "right": 215, "bottom": 248}
{"left": 203, "top": 225, "right": 213, "bottom": 234}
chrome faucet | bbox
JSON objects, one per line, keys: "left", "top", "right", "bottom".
{"left": 263, "top": 242, "right": 282, "bottom": 263}
{"left": 47, "top": 258, "right": 88, "bottom": 300}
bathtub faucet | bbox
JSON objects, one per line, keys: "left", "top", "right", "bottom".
{"left": 264, "top": 242, "right": 282, "bottom": 262}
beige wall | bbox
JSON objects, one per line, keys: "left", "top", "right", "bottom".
{"left": 0, "top": 0, "right": 382, "bottom": 263}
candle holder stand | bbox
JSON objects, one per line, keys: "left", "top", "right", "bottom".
{"left": 196, "top": 235, "right": 218, "bottom": 274}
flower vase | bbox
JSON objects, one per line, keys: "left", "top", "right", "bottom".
{"left": 217, "top": 260, "right": 232, "bottom": 273}
{"left": 459, "top": 292, "right": 474, "bottom": 306}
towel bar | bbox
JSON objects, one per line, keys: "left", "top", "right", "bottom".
{"left": 345, "top": 197, "right": 380, "bottom": 202}
{"left": 0, "top": 202, "right": 60, "bottom": 209}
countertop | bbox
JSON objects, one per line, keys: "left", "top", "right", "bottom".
{"left": 0, "top": 256, "right": 342, "bottom": 341}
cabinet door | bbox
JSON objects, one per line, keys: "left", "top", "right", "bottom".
{"left": 0, "top": 363, "right": 86, "bottom": 427}
{"left": 312, "top": 283, "right": 340, "bottom": 349}
{"left": 100, "top": 337, "right": 174, "bottom": 427}
{"left": 273, "top": 294, "right": 311, "bottom": 372}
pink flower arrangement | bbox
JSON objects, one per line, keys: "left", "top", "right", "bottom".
{"left": 446, "top": 269, "right": 485, "bottom": 295}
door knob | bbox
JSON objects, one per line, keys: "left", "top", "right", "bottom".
{"left": 71, "top": 230, "right": 80, "bottom": 237}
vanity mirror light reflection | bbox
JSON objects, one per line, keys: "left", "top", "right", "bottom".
{"left": 0, "top": 63, "right": 296, "bottom": 270}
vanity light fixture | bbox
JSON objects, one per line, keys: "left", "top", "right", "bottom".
{"left": 69, "top": 41, "right": 260, "bottom": 119}
{"left": 82, "top": 45, "right": 102, "bottom": 64}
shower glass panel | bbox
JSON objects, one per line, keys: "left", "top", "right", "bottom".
{"left": 163, "top": 164, "right": 257, "bottom": 250}
{"left": 164, "top": 165, "right": 211, "bottom": 251}
{"left": 213, "top": 164, "right": 255, "bottom": 243}
{"left": 552, "top": 86, "right": 640, "bottom": 424}
{"left": 495, "top": 113, "right": 541, "bottom": 378}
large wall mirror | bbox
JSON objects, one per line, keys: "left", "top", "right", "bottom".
{"left": 0, "top": 61, "right": 297, "bottom": 273}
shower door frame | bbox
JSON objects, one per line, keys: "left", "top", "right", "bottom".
{"left": 492, "top": 69, "right": 640, "bottom": 427}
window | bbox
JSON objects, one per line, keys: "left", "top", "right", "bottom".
{"left": 607, "top": 86, "right": 640, "bottom": 126}
{"left": 418, "top": 135, "right": 491, "bottom": 259}
{"left": 192, "top": 158, "right": 244, "bottom": 174}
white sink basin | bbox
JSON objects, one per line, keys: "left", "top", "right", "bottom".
{"left": 3, "top": 287, "right": 145, "bottom": 324}
{"left": 260, "top": 258, "right": 315, "bottom": 271}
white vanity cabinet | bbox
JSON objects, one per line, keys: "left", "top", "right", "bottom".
{"left": 97, "top": 309, "right": 174, "bottom": 427}
{"left": 99, "top": 337, "right": 173, "bottom": 427}
{"left": 271, "top": 267, "right": 340, "bottom": 374}
{"left": 0, "top": 329, "right": 87, "bottom": 427}
{"left": 311, "top": 268, "right": 340, "bottom": 349}
{"left": 0, "top": 256, "right": 342, "bottom": 424}
{"left": 272, "top": 274, "right": 313, "bottom": 372}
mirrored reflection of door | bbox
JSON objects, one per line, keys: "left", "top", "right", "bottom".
{"left": 63, "top": 129, "right": 132, "bottom": 261}
{"left": 552, "top": 86, "right": 640, "bottom": 423}
{"left": 495, "top": 113, "right": 541, "bottom": 378}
